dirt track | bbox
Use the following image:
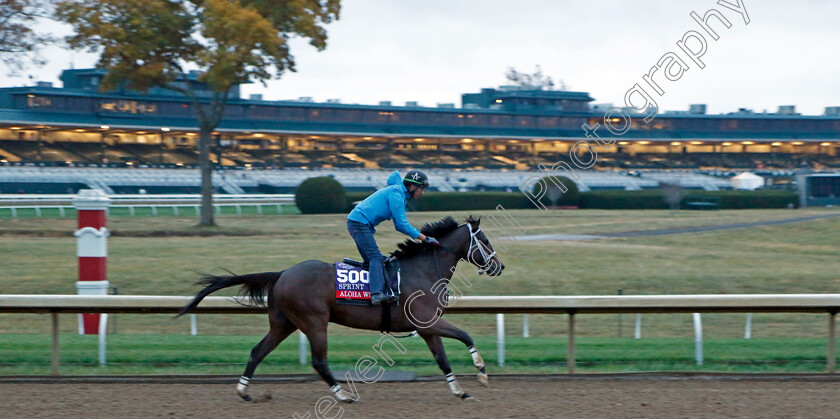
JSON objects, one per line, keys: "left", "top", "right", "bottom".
{"left": 3, "top": 376, "right": 840, "bottom": 418}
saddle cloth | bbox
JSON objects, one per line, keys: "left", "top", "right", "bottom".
{"left": 335, "top": 258, "right": 400, "bottom": 306}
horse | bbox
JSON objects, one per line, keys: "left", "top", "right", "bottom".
{"left": 177, "top": 215, "right": 505, "bottom": 402}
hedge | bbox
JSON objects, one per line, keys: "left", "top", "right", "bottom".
{"left": 342, "top": 189, "right": 798, "bottom": 212}
{"left": 578, "top": 190, "right": 669, "bottom": 210}
{"left": 346, "top": 191, "right": 532, "bottom": 212}
{"left": 682, "top": 190, "right": 799, "bottom": 209}
{"left": 578, "top": 189, "right": 798, "bottom": 210}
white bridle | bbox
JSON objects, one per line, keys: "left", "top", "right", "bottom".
{"left": 467, "top": 223, "right": 497, "bottom": 274}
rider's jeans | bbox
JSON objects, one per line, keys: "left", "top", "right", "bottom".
{"left": 347, "top": 220, "right": 386, "bottom": 296}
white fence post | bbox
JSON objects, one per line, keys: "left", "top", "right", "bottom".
{"left": 523, "top": 314, "right": 529, "bottom": 338}
{"left": 693, "top": 313, "right": 703, "bottom": 365}
{"left": 98, "top": 313, "right": 109, "bottom": 366}
{"left": 190, "top": 314, "right": 198, "bottom": 336}
{"left": 496, "top": 313, "right": 505, "bottom": 366}
{"left": 635, "top": 314, "right": 642, "bottom": 339}
{"left": 299, "top": 331, "right": 308, "bottom": 365}
{"left": 745, "top": 313, "right": 752, "bottom": 339}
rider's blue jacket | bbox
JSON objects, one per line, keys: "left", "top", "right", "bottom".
{"left": 347, "top": 171, "right": 421, "bottom": 239}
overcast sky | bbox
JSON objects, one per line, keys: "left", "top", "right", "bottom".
{"left": 3, "top": 0, "right": 839, "bottom": 116}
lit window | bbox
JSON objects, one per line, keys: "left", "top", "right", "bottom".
{"left": 27, "top": 96, "right": 52, "bottom": 108}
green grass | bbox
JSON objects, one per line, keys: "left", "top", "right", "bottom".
{"left": 0, "top": 334, "right": 832, "bottom": 375}
{"left": 2, "top": 208, "right": 840, "bottom": 374}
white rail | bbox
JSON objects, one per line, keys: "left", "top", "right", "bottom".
{"left": 0, "top": 193, "right": 295, "bottom": 217}
{"left": 0, "top": 294, "right": 837, "bottom": 375}
{"left": 0, "top": 193, "right": 294, "bottom": 205}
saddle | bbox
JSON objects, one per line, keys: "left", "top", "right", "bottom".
{"left": 335, "top": 257, "right": 401, "bottom": 307}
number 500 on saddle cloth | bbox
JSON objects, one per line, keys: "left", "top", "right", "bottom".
{"left": 334, "top": 262, "right": 370, "bottom": 301}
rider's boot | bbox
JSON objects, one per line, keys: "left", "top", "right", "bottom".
{"left": 368, "top": 258, "right": 389, "bottom": 305}
{"left": 370, "top": 292, "right": 388, "bottom": 305}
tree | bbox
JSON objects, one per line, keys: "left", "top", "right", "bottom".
{"left": 505, "top": 65, "right": 566, "bottom": 91}
{"left": 55, "top": 0, "right": 341, "bottom": 226}
{"left": 0, "top": 0, "right": 54, "bottom": 74}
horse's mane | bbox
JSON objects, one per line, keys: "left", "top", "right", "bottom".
{"left": 391, "top": 215, "right": 476, "bottom": 259}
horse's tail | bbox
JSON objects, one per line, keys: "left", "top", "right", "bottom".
{"left": 175, "top": 270, "right": 285, "bottom": 318}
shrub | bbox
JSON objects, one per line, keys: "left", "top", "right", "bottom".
{"left": 536, "top": 176, "right": 580, "bottom": 207}
{"left": 295, "top": 176, "right": 347, "bottom": 214}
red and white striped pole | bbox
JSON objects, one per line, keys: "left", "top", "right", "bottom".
{"left": 73, "top": 189, "right": 111, "bottom": 335}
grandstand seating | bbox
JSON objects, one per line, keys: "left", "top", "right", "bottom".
{"left": 7, "top": 138, "right": 837, "bottom": 173}
{"left": 0, "top": 165, "right": 742, "bottom": 194}
{"left": 2, "top": 138, "right": 838, "bottom": 195}
{"left": 0, "top": 140, "right": 201, "bottom": 166}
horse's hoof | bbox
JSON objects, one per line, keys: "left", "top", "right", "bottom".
{"left": 477, "top": 373, "right": 489, "bottom": 387}
{"left": 334, "top": 390, "right": 356, "bottom": 403}
{"left": 239, "top": 394, "right": 252, "bottom": 402}
{"left": 459, "top": 393, "right": 477, "bottom": 401}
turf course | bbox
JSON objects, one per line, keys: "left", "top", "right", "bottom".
{"left": 1, "top": 207, "right": 839, "bottom": 374}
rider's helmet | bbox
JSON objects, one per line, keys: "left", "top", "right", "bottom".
{"left": 404, "top": 169, "right": 430, "bottom": 189}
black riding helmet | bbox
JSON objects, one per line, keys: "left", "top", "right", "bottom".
{"left": 403, "top": 169, "right": 430, "bottom": 189}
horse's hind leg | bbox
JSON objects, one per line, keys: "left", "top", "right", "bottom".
{"left": 424, "top": 319, "right": 488, "bottom": 387}
{"left": 306, "top": 328, "right": 357, "bottom": 403}
{"left": 419, "top": 333, "right": 474, "bottom": 400}
{"left": 237, "top": 313, "right": 297, "bottom": 401}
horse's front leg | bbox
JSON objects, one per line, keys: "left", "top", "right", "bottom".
{"left": 419, "top": 333, "right": 474, "bottom": 400}
{"left": 424, "top": 319, "right": 488, "bottom": 387}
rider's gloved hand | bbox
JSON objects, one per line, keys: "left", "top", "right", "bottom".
{"left": 423, "top": 236, "right": 439, "bottom": 245}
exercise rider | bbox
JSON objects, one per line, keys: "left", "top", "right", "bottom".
{"left": 346, "top": 170, "right": 438, "bottom": 305}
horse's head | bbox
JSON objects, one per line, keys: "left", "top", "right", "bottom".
{"left": 461, "top": 216, "right": 505, "bottom": 277}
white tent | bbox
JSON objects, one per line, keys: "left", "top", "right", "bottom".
{"left": 731, "top": 172, "right": 764, "bottom": 190}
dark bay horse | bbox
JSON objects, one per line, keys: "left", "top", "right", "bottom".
{"left": 177, "top": 215, "right": 505, "bottom": 402}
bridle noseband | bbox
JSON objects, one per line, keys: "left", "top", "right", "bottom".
{"left": 467, "top": 223, "right": 497, "bottom": 274}
{"left": 433, "top": 223, "right": 497, "bottom": 278}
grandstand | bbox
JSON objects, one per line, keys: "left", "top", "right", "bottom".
{"left": 1, "top": 68, "right": 839, "bottom": 194}
{"left": 0, "top": 166, "right": 733, "bottom": 195}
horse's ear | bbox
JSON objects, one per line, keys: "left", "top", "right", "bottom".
{"left": 466, "top": 214, "right": 480, "bottom": 226}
